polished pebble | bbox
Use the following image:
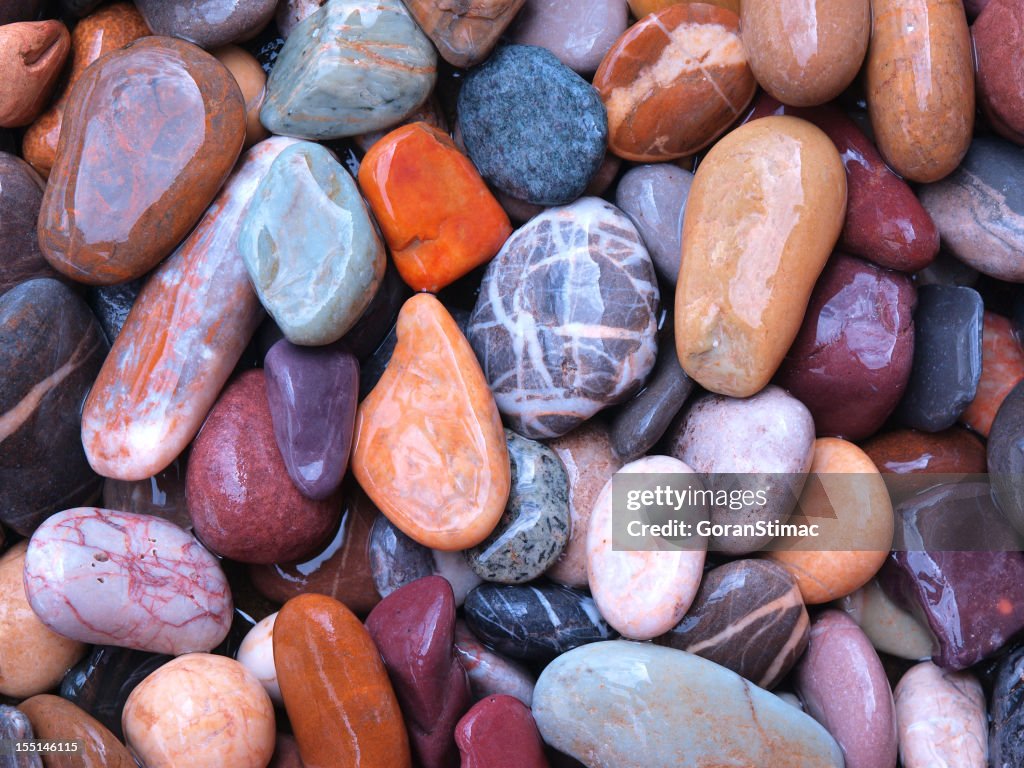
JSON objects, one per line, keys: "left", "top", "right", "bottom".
{"left": 85, "top": 280, "right": 142, "bottom": 344}
{"left": 614, "top": 164, "right": 692, "bottom": 284}
{"left": 990, "top": 379, "right": 1024, "bottom": 535}
{"left": 135, "top": 0, "right": 276, "bottom": 48}
{"left": 0, "top": 705, "right": 40, "bottom": 768}
{"left": 838, "top": 578, "right": 934, "bottom": 661}
{"left": 511, "top": 0, "right": 626, "bottom": 73}
{"left": 974, "top": 0, "right": 1024, "bottom": 145}
{"left": 862, "top": 427, "right": 987, "bottom": 475}
{"left": 456, "top": 695, "right": 550, "bottom": 768}
{"left": 403, "top": 0, "right": 525, "bottom": 67}
{"left": 961, "top": 312, "right": 1024, "bottom": 435}
{"left": 454, "top": 620, "right": 536, "bottom": 706}
{"left": 213, "top": 44, "right": 270, "bottom": 147}
{"left": 236, "top": 612, "right": 281, "bottom": 705}
{"left": 368, "top": 514, "right": 436, "bottom": 598}
{"left": 0, "top": 21, "right": 70, "bottom": 128}
{"left": 19, "top": 695, "right": 134, "bottom": 768}
{"left": 0, "top": 153, "right": 52, "bottom": 295}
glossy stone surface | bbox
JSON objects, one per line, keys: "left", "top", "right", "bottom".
{"left": 456, "top": 695, "right": 549, "bottom": 768}
{"left": 85, "top": 279, "right": 142, "bottom": 343}
{"left": 468, "top": 198, "right": 659, "bottom": 439}
{"left": 0, "top": 153, "right": 52, "bottom": 295}
{"left": 454, "top": 620, "right": 535, "bottom": 706}
{"left": 214, "top": 44, "right": 270, "bottom": 146}
{"left": 991, "top": 645, "right": 1024, "bottom": 768}
{"left": 366, "top": 577, "right": 471, "bottom": 768}
{"left": 962, "top": 313, "right": 1024, "bottom": 435}
{"left": 862, "top": 427, "right": 987, "bottom": 475}
{"left": 457, "top": 45, "right": 607, "bottom": 205}
{"left": 896, "top": 285, "right": 983, "bottom": 431}
{"left": 0, "top": 279, "right": 107, "bottom": 535}
{"left": 81, "top": 137, "right": 297, "bottom": 481}
{"left": 39, "top": 36, "right": 245, "bottom": 285}
{"left": 990, "top": 379, "right": 1024, "bottom": 535}
{"left": 237, "top": 612, "right": 280, "bottom": 704}
{"left": 465, "top": 431, "right": 569, "bottom": 584}
{"left": 866, "top": 0, "right": 974, "bottom": 182}
{"left": 776, "top": 253, "right": 916, "bottom": 440}
{"left": 676, "top": 115, "right": 846, "bottom": 397}
{"left": 511, "top": 0, "right": 626, "bottom": 73}
{"left": 19, "top": 695, "right": 133, "bottom": 768}
{"left": 274, "top": 594, "right": 412, "bottom": 768}
{"left": 533, "top": 641, "right": 844, "bottom": 767}
{"left": 135, "top": 0, "right": 276, "bottom": 48}
{"left": 0, "top": 21, "right": 70, "bottom": 128}
{"left": 403, "top": 0, "right": 525, "bottom": 67}
{"left": 614, "top": 164, "right": 691, "bottom": 284}
{"left": 359, "top": 122, "right": 512, "bottom": 292}
{"left": 655, "top": 559, "right": 809, "bottom": 689}
{"left": 368, "top": 514, "right": 435, "bottom": 597}
{"left": 123, "top": 654, "right": 275, "bottom": 768}
{"left": 241, "top": 142, "right": 385, "bottom": 344}
{"left": 21, "top": 3, "right": 150, "bottom": 178}
{"left": 594, "top": 4, "right": 754, "bottom": 162}
{"left": 838, "top": 578, "right": 934, "bottom": 661}
{"left": 102, "top": 459, "right": 190, "bottom": 530}
{"left": 0, "top": 706, "right": 41, "bottom": 768}
{"left": 463, "top": 583, "right": 616, "bottom": 661}
{"left": 24, "top": 508, "right": 232, "bottom": 654}
{"left": 260, "top": 0, "right": 437, "bottom": 139}
{"left": 973, "top": 0, "right": 1024, "bottom": 145}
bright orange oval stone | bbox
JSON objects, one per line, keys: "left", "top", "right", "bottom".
{"left": 358, "top": 122, "right": 512, "bottom": 292}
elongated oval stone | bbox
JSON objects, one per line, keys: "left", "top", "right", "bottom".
{"left": 19, "top": 695, "right": 134, "bottom": 768}
{"left": 135, "top": 0, "right": 276, "bottom": 49}
{"left": 533, "top": 641, "right": 843, "bottom": 767}
{"left": 81, "top": 137, "right": 298, "bottom": 481}
{"left": 23, "top": 508, "right": 233, "bottom": 655}
{"left": 260, "top": 0, "right": 436, "bottom": 140}
{"left": 39, "top": 36, "right": 245, "bottom": 285}
{"left": 468, "top": 198, "right": 659, "bottom": 439}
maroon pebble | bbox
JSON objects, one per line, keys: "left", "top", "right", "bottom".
{"left": 973, "top": 0, "right": 1024, "bottom": 145}
{"left": 455, "top": 695, "right": 550, "bottom": 768}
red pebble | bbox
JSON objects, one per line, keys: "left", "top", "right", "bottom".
{"left": 961, "top": 313, "right": 1024, "bottom": 436}
{"left": 455, "top": 695, "right": 550, "bottom": 768}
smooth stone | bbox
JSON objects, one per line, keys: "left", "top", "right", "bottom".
{"left": 0, "top": 279, "right": 107, "bottom": 535}
{"left": 465, "top": 430, "right": 570, "bottom": 584}
{"left": 991, "top": 645, "right": 1024, "bottom": 767}
{"left": 265, "top": 340, "right": 358, "bottom": 499}
{"left": 533, "top": 641, "right": 844, "bottom": 767}
{"left": 260, "top": 0, "right": 437, "bottom": 139}
{"left": 775, "top": 252, "right": 917, "bottom": 440}
{"left": 369, "top": 514, "right": 435, "bottom": 597}
{"left": 81, "top": 137, "right": 297, "bottom": 481}
{"left": 655, "top": 559, "right": 809, "bottom": 690}
{"left": 546, "top": 422, "right": 623, "bottom": 587}
{"left": 102, "top": 458, "right": 191, "bottom": 531}
{"left": 665, "top": 385, "right": 815, "bottom": 554}
{"left": 24, "top": 508, "right": 233, "bottom": 654}
{"left": 276, "top": 0, "right": 327, "bottom": 38}
{"left": 431, "top": 550, "right": 484, "bottom": 607}
{"left": 187, "top": 370, "right": 339, "bottom": 563}
{"left": 241, "top": 142, "right": 385, "bottom": 345}
{"left": 838, "top": 578, "right": 934, "bottom": 661}
{"left": 0, "top": 705, "right": 41, "bottom": 768}
{"left": 237, "top": 612, "right": 281, "bottom": 704}
{"left": 990, "top": 379, "right": 1024, "bottom": 535}
{"left": 19, "top": 695, "right": 134, "bottom": 768}
{"left": 0, "top": 1, "right": 43, "bottom": 24}
{"left": 0, "top": 543, "right": 87, "bottom": 698}
{"left": 795, "top": 611, "right": 898, "bottom": 768}
{"left": 39, "top": 36, "right": 245, "bottom": 285}
{"left": 862, "top": 427, "right": 987, "bottom": 475}
{"left": 454, "top": 620, "right": 535, "bottom": 707}
{"left": 403, "top": 0, "right": 525, "bottom": 67}
{"left": 135, "top": 0, "right": 276, "bottom": 48}
{"left": 85, "top": 279, "right": 143, "bottom": 343}
{"left": 468, "top": 198, "right": 659, "bottom": 438}
{"left": 353, "top": 294, "right": 510, "bottom": 551}
{"left": 463, "top": 583, "right": 616, "bottom": 662}
{"left": 594, "top": 4, "right": 755, "bottom": 161}
{"left": 123, "top": 654, "right": 275, "bottom": 768}
{"left": 676, "top": 115, "right": 846, "bottom": 397}
{"left": 881, "top": 482, "right": 1024, "bottom": 669}
{"left": 614, "top": 164, "right": 692, "bottom": 284}
{"left": 359, "top": 122, "right": 512, "bottom": 292}
{"left": 919, "top": 136, "right": 1024, "bottom": 282}
{"left": 511, "top": 0, "right": 626, "bottom": 74}
{"left": 455, "top": 695, "right": 550, "bottom": 768}
{"left": 214, "top": 45, "right": 270, "bottom": 146}
{"left": 0, "top": 152, "right": 54, "bottom": 295}
{"left": 896, "top": 285, "right": 983, "bottom": 431}
{"left": 366, "top": 577, "right": 472, "bottom": 768}
{"left": 457, "top": 45, "right": 607, "bottom": 205}
{"left": 894, "top": 662, "right": 987, "bottom": 768}
{"left": 21, "top": 3, "right": 151, "bottom": 178}
{"left": 0, "top": 21, "right": 70, "bottom": 128}
{"left": 274, "top": 594, "right": 412, "bottom": 768}
{"left": 973, "top": 0, "right": 1024, "bottom": 145}
{"left": 962, "top": 313, "right": 1024, "bottom": 435}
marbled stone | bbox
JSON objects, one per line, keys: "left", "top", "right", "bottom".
{"left": 187, "top": 370, "right": 339, "bottom": 563}
{"left": 123, "top": 654, "right": 276, "bottom": 768}
{"left": 274, "top": 594, "right": 412, "bottom": 768}
{"left": 19, "top": 695, "right": 133, "bottom": 768}
{"left": 676, "top": 115, "right": 846, "bottom": 397}
{"left": 533, "top": 641, "right": 844, "bottom": 768}
{"left": 455, "top": 695, "right": 549, "bottom": 768}
{"left": 369, "top": 514, "right": 436, "bottom": 597}
{"left": 24, "top": 508, "right": 233, "bottom": 655}
{"left": 454, "top": 620, "right": 535, "bottom": 706}
{"left": 0, "top": 21, "right": 70, "bottom": 128}
{"left": 403, "top": 0, "right": 525, "bottom": 67}
{"left": 962, "top": 313, "right": 1024, "bottom": 435}
{"left": 102, "top": 458, "right": 191, "bottom": 531}
{"left": 919, "top": 136, "right": 1024, "bottom": 281}
{"left": 990, "top": 379, "right": 1024, "bottom": 536}
{"left": 862, "top": 427, "right": 987, "bottom": 475}
{"left": 614, "top": 164, "right": 692, "bottom": 284}
{"left": 0, "top": 706, "right": 41, "bottom": 768}
{"left": 0, "top": 279, "right": 107, "bottom": 535}
{"left": 838, "top": 578, "right": 934, "bottom": 661}
{"left": 260, "top": 0, "right": 437, "bottom": 139}
{"left": 594, "top": 4, "right": 754, "bottom": 162}
{"left": 465, "top": 431, "right": 569, "bottom": 584}
{"left": 894, "top": 662, "right": 987, "bottom": 768}
{"left": 135, "top": 0, "right": 277, "bottom": 48}
{"left": 973, "top": 0, "right": 1024, "bottom": 145}
{"left": 991, "top": 644, "right": 1024, "bottom": 768}
{"left": 366, "top": 577, "right": 472, "bottom": 768}
{"left": 81, "top": 137, "right": 297, "bottom": 481}
{"left": 468, "top": 198, "right": 659, "bottom": 439}
{"left": 21, "top": 3, "right": 150, "bottom": 178}
{"left": 39, "top": 36, "right": 245, "bottom": 285}
{"left": 776, "top": 253, "right": 916, "bottom": 440}
{"left": 241, "top": 142, "right": 385, "bottom": 345}
{"left": 354, "top": 294, "right": 510, "bottom": 551}
{"left": 0, "top": 153, "right": 54, "bottom": 296}
{"left": 655, "top": 559, "right": 809, "bottom": 690}
{"left": 85, "top": 279, "right": 143, "bottom": 344}
{"left": 359, "top": 122, "right": 512, "bottom": 292}
{"left": 795, "top": 611, "right": 898, "bottom": 768}
{"left": 896, "top": 285, "right": 983, "bottom": 431}
{"left": 510, "top": 0, "right": 626, "bottom": 74}
{"left": 457, "top": 45, "right": 607, "bottom": 205}
{"left": 276, "top": 0, "right": 328, "bottom": 37}
{"left": 214, "top": 44, "right": 270, "bottom": 146}
{"left": 237, "top": 612, "right": 281, "bottom": 704}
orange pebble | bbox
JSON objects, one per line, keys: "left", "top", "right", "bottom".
{"left": 960, "top": 313, "right": 1024, "bottom": 436}
{"left": 358, "top": 122, "right": 512, "bottom": 293}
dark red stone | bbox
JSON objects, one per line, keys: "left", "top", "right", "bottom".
{"left": 0, "top": 152, "right": 55, "bottom": 297}
{"left": 974, "top": 0, "right": 1024, "bottom": 145}
{"left": 455, "top": 695, "right": 550, "bottom": 768}
{"left": 862, "top": 427, "right": 987, "bottom": 475}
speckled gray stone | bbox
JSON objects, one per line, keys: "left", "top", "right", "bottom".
{"left": 615, "top": 164, "right": 693, "bottom": 285}
{"left": 457, "top": 45, "right": 607, "bottom": 206}
{"left": 135, "top": 0, "right": 277, "bottom": 48}
{"left": 465, "top": 430, "right": 570, "bottom": 584}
